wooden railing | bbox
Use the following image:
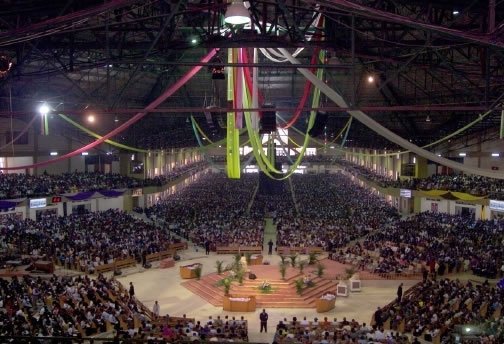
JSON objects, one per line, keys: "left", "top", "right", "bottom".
{"left": 216, "top": 246, "right": 262, "bottom": 254}
{"left": 277, "top": 246, "right": 324, "bottom": 255}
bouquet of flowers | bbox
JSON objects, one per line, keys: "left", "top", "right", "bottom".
{"left": 258, "top": 280, "right": 272, "bottom": 293}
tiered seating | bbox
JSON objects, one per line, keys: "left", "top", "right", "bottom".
{"left": 0, "top": 161, "right": 206, "bottom": 199}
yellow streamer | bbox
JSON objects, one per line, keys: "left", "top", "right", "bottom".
{"left": 58, "top": 114, "right": 148, "bottom": 153}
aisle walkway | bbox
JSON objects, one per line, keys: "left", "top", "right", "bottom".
{"left": 263, "top": 217, "right": 277, "bottom": 255}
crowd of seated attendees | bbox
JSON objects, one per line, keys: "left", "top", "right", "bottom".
{"left": 275, "top": 173, "right": 399, "bottom": 250}
{"left": 378, "top": 279, "right": 503, "bottom": 343}
{"left": 147, "top": 173, "right": 264, "bottom": 249}
{"left": 0, "top": 161, "right": 206, "bottom": 199}
{"left": 273, "top": 316, "right": 411, "bottom": 344}
{"left": 332, "top": 212, "right": 504, "bottom": 278}
{"left": 249, "top": 178, "right": 297, "bottom": 220}
{"left": 0, "top": 274, "right": 249, "bottom": 342}
{"left": 336, "top": 158, "right": 504, "bottom": 199}
{"left": 1, "top": 209, "right": 181, "bottom": 271}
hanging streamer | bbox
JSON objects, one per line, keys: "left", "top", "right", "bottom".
{"left": 0, "top": 48, "right": 218, "bottom": 171}
{"left": 58, "top": 114, "right": 148, "bottom": 153}
{"left": 226, "top": 48, "right": 241, "bottom": 179}
{"left": 340, "top": 116, "right": 353, "bottom": 148}
{"left": 190, "top": 116, "right": 214, "bottom": 144}
{"left": 242, "top": 49, "right": 325, "bottom": 180}
{"left": 279, "top": 48, "right": 504, "bottom": 179}
{"left": 501, "top": 106, "right": 504, "bottom": 139}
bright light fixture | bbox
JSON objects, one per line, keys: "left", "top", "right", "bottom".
{"left": 191, "top": 38, "right": 197, "bottom": 44}
{"left": 453, "top": 10, "right": 459, "bottom": 15}
{"left": 437, "top": 153, "right": 442, "bottom": 157}
{"left": 39, "top": 103, "right": 50, "bottom": 116}
{"left": 413, "top": 157, "right": 416, "bottom": 164}
{"left": 50, "top": 151, "right": 58, "bottom": 156}
{"left": 425, "top": 115, "right": 431, "bottom": 122}
{"left": 367, "top": 75, "right": 374, "bottom": 83}
{"left": 330, "top": 145, "right": 335, "bottom": 149}
{"left": 491, "top": 153, "right": 500, "bottom": 157}
{"left": 106, "top": 151, "right": 113, "bottom": 155}
{"left": 87, "top": 114, "right": 95, "bottom": 123}
{"left": 82, "top": 152, "right": 89, "bottom": 156}
{"left": 459, "top": 152, "right": 467, "bottom": 157}
{"left": 224, "top": 0, "right": 250, "bottom": 25}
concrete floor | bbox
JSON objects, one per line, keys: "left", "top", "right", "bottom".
{"left": 116, "top": 248, "right": 418, "bottom": 343}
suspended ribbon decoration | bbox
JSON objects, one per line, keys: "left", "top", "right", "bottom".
{"left": 226, "top": 48, "right": 241, "bottom": 179}
{"left": 0, "top": 48, "right": 218, "bottom": 171}
{"left": 278, "top": 47, "right": 504, "bottom": 179}
{"left": 0, "top": 115, "right": 37, "bottom": 151}
{"left": 58, "top": 114, "right": 148, "bottom": 153}
{"left": 190, "top": 116, "right": 215, "bottom": 144}
{"left": 242, "top": 49, "right": 326, "bottom": 179}
{"left": 340, "top": 116, "right": 353, "bottom": 148}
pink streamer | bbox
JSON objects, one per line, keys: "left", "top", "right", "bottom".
{"left": 0, "top": 49, "right": 218, "bottom": 171}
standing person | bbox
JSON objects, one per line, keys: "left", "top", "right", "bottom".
{"left": 268, "top": 240, "right": 273, "bottom": 255}
{"left": 205, "top": 240, "right": 211, "bottom": 255}
{"left": 259, "top": 309, "right": 268, "bottom": 333}
{"left": 152, "top": 300, "right": 160, "bottom": 317}
{"left": 422, "top": 266, "right": 428, "bottom": 283}
{"left": 397, "top": 283, "right": 403, "bottom": 302}
{"left": 374, "top": 307, "right": 383, "bottom": 328}
{"left": 129, "top": 282, "right": 135, "bottom": 299}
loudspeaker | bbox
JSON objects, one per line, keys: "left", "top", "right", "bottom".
{"left": 308, "top": 111, "right": 328, "bottom": 137}
{"left": 260, "top": 105, "right": 276, "bottom": 134}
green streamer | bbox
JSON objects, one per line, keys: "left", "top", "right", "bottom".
{"left": 58, "top": 114, "right": 148, "bottom": 153}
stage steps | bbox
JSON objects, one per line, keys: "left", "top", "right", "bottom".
{"left": 182, "top": 270, "right": 340, "bottom": 309}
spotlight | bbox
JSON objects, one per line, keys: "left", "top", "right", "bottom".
{"left": 50, "top": 151, "right": 58, "bottom": 156}
{"left": 39, "top": 103, "right": 50, "bottom": 116}
{"left": 459, "top": 152, "right": 467, "bottom": 157}
{"left": 491, "top": 153, "right": 500, "bottom": 157}
{"left": 453, "top": 10, "right": 459, "bottom": 15}
{"left": 191, "top": 38, "right": 198, "bottom": 44}
{"left": 367, "top": 75, "right": 374, "bottom": 83}
{"left": 114, "top": 116, "right": 119, "bottom": 123}
{"left": 87, "top": 114, "right": 95, "bottom": 123}
{"left": 224, "top": 0, "right": 251, "bottom": 25}
{"left": 81, "top": 152, "right": 89, "bottom": 156}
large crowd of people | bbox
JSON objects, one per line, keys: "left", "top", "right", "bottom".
{"left": 378, "top": 279, "right": 503, "bottom": 343}
{"left": 273, "top": 316, "right": 411, "bottom": 343}
{"left": 0, "top": 160, "right": 206, "bottom": 199}
{"left": 332, "top": 212, "right": 504, "bottom": 278}
{"left": 337, "top": 158, "right": 504, "bottom": 199}
{"left": 276, "top": 173, "right": 399, "bottom": 250}
{"left": 147, "top": 173, "right": 264, "bottom": 249}
{"left": 0, "top": 273, "right": 249, "bottom": 342}
{"left": 1, "top": 209, "right": 182, "bottom": 271}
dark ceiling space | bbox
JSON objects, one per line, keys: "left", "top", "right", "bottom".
{"left": 0, "top": 0, "right": 503, "bottom": 150}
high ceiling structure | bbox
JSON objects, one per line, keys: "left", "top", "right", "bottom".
{"left": 0, "top": 0, "right": 503, "bottom": 150}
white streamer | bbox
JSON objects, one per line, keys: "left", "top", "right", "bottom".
{"left": 278, "top": 48, "right": 504, "bottom": 180}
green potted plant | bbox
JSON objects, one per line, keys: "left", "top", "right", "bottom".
{"left": 298, "top": 260, "right": 307, "bottom": 274}
{"left": 345, "top": 267, "right": 356, "bottom": 280}
{"left": 308, "top": 252, "right": 318, "bottom": 265}
{"left": 222, "top": 278, "right": 232, "bottom": 296}
{"left": 235, "top": 269, "right": 245, "bottom": 285}
{"left": 279, "top": 255, "right": 287, "bottom": 265}
{"left": 279, "top": 262, "right": 288, "bottom": 280}
{"left": 294, "top": 278, "right": 304, "bottom": 295}
{"left": 316, "top": 262, "right": 325, "bottom": 278}
{"left": 215, "top": 260, "right": 224, "bottom": 275}
{"left": 289, "top": 254, "right": 297, "bottom": 268}
{"left": 194, "top": 264, "right": 202, "bottom": 280}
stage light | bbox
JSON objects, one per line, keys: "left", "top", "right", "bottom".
{"left": 453, "top": 10, "right": 459, "bottom": 15}
{"left": 437, "top": 153, "right": 442, "bottom": 157}
{"left": 218, "top": 145, "right": 222, "bottom": 148}
{"left": 491, "top": 153, "right": 500, "bottom": 157}
{"left": 459, "top": 152, "right": 466, "bottom": 157}
{"left": 367, "top": 75, "right": 374, "bottom": 83}
{"left": 39, "top": 103, "right": 50, "bottom": 116}
{"left": 87, "top": 114, "right": 95, "bottom": 123}
{"left": 81, "top": 152, "right": 89, "bottom": 156}
{"left": 114, "top": 116, "right": 119, "bottom": 123}
{"left": 191, "top": 38, "right": 198, "bottom": 44}
{"left": 224, "top": 0, "right": 250, "bottom": 25}
{"left": 50, "top": 151, "right": 58, "bottom": 156}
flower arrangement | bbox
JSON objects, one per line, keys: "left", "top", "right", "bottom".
{"left": 258, "top": 280, "right": 273, "bottom": 293}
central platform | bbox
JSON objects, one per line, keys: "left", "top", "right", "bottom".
{"left": 182, "top": 261, "right": 340, "bottom": 308}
